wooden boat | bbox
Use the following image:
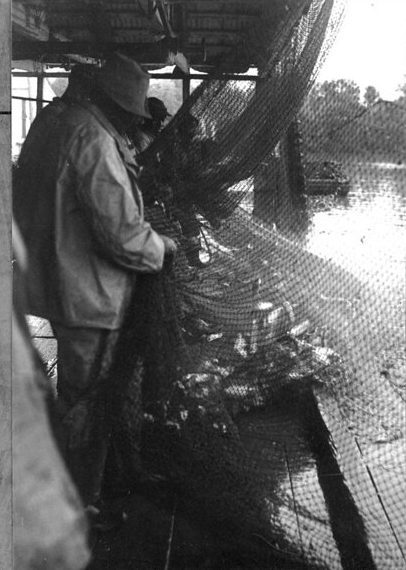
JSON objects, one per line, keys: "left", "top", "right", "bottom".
{"left": 305, "top": 177, "right": 350, "bottom": 197}
{"left": 303, "top": 161, "right": 351, "bottom": 197}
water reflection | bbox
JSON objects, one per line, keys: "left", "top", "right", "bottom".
{"left": 305, "top": 163, "right": 406, "bottom": 285}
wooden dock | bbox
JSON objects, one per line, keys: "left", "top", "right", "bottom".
{"left": 311, "top": 387, "right": 405, "bottom": 569}
{"left": 27, "top": 316, "right": 406, "bottom": 569}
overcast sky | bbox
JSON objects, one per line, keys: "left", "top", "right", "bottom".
{"left": 318, "top": 0, "right": 406, "bottom": 99}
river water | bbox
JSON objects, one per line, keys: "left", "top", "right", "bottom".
{"left": 305, "top": 162, "right": 406, "bottom": 289}
{"left": 238, "top": 162, "right": 405, "bottom": 398}
{"left": 304, "top": 162, "right": 406, "bottom": 430}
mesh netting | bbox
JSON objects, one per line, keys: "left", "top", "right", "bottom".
{"left": 78, "top": 1, "right": 405, "bottom": 568}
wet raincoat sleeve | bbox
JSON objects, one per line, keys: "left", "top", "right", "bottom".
{"left": 70, "top": 125, "right": 165, "bottom": 273}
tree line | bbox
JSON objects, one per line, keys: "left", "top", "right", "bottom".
{"left": 299, "top": 79, "right": 406, "bottom": 163}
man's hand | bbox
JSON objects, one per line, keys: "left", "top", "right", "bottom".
{"left": 161, "top": 235, "right": 177, "bottom": 271}
{"left": 161, "top": 235, "right": 177, "bottom": 256}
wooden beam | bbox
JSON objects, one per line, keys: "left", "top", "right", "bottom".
{"left": 12, "top": 40, "right": 171, "bottom": 62}
{"left": 1, "top": 4, "right": 11, "bottom": 111}
{"left": 303, "top": 389, "right": 378, "bottom": 569}
{"left": 12, "top": 40, "right": 255, "bottom": 70}
{"left": 186, "top": 11, "right": 259, "bottom": 18}
{"left": 0, "top": 0, "right": 12, "bottom": 567}
{"left": 167, "top": 0, "right": 264, "bottom": 4}
{"left": 12, "top": 96, "right": 52, "bottom": 104}
{"left": 0, "top": 114, "right": 12, "bottom": 570}
{"left": 12, "top": 71, "right": 260, "bottom": 81}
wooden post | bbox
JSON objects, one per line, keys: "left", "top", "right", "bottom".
{"left": 277, "top": 119, "right": 309, "bottom": 236}
{"left": 0, "top": 0, "right": 13, "bottom": 567}
{"left": 182, "top": 75, "right": 190, "bottom": 102}
{"left": 252, "top": 59, "right": 308, "bottom": 233}
{"left": 253, "top": 116, "right": 309, "bottom": 236}
{"left": 285, "top": 121, "right": 307, "bottom": 203}
{"left": 253, "top": 148, "right": 280, "bottom": 223}
{"left": 252, "top": 72, "right": 276, "bottom": 223}
{"left": 22, "top": 99, "right": 27, "bottom": 139}
{"left": 36, "top": 73, "right": 44, "bottom": 116}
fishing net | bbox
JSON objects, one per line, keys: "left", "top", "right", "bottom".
{"left": 86, "top": 0, "right": 402, "bottom": 568}
{"left": 87, "top": 0, "right": 406, "bottom": 568}
{"left": 18, "top": 0, "right": 406, "bottom": 567}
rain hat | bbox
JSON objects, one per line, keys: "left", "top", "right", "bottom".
{"left": 98, "top": 53, "right": 152, "bottom": 119}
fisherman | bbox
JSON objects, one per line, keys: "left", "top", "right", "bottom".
{"left": 12, "top": 64, "right": 96, "bottom": 193}
{"left": 13, "top": 53, "right": 177, "bottom": 507}
{"left": 131, "top": 95, "right": 172, "bottom": 152}
{"left": 164, "top": 112, "right": 208, "bottom": 267}
{"left": 134, "top": 107, "right": 207, "bottom": 267}
{"left": 15, "top": 63, "right": 96, "bottom": 140}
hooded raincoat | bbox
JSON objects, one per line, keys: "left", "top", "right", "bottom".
{"left": 14, "top": 100, "right": 165, "bottom": 329}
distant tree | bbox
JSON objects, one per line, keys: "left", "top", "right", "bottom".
{"left": 395, "top": 79, "right": 406, "bottom": 108}
{"left": 299, "top": 78, "right": 406, "bottom": 161}
{"left": 363, "top": 85, "right": 380, "bottom": 107}
{"left": 299, "top": 79, "right": 363, "bottom": 157}
{"left": 318, "top": 79, "right": 361, "bottom": 107}
{"left": 396, "top": 78, "right": 406, "bottom": 97}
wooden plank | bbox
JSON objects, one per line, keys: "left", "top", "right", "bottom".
{"left": 353, "top": 373, "right": 406, "bottom": 560}
{"left": 0, "top": 0, "right": 12, "bottom": 563}
{"left": 312, "top": 387, "right": 405, "bottom": 569}
{"left": 237, "top": 404, "right": 343, "bottom": 569}
{"left": 0, "top": 0, "right": 10, "bottom": 112}
{"left": 357, "top": 438, "right": 406, "bottom": 561}
{"left": 0, "top": 118, "right": 12, "bottom": 368}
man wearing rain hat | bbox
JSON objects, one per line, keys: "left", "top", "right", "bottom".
{"left": 14, "top": 53, "right": 177, "bottom": 506}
